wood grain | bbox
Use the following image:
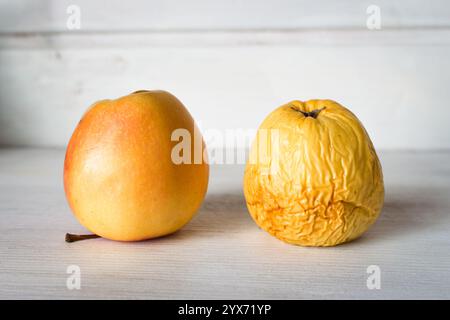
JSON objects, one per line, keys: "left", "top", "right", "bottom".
{"left": 0, "top": 148, "right": 449, "bottom": 299}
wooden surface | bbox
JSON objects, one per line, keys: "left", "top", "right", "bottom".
{"left": 0, "top": 148, "right": 449, "bottom": 299}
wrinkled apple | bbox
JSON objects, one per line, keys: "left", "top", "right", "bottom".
{"left": 244, "top": 100, "right": 384, "bottom": 246}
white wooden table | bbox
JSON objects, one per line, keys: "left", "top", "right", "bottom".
{"left": 0, "top": 148, "right": 449, "bottom": 299}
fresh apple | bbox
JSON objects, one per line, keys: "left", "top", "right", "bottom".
{"left": 64, "top": 90, "right": 209, "bottom": 241}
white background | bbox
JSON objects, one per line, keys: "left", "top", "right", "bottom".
{"left": 1, "top": 0, "right": 450, "bottom": 150}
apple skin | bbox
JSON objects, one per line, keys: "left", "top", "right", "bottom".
{"left": 243, "top": 99, "right": 384, "bottom": 247}
{"left": 64, "top": 90, "right": 209, "bottom": 241}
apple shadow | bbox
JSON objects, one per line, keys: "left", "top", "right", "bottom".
{"left": 185, "top": 192, "right": 254, "bottom": 233}
{"left": 349, "top": 185, "right": 447, "bottom": 246}
{"left": 134, "top": 191, "right": 254, "bottom": 244}
{"left": 146, "top": 184, "right": 448, "bottom": 246}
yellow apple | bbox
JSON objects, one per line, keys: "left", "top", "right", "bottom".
{"left": 64, "top": 90, "right": 209, "bottom": 241}
{"left": 243, "top": 100, "right": 384, "bottom": 246}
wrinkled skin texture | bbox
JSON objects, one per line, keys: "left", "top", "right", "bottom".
{"left": 244, "top": 100, "right": 384, "bottom": 246}
{"left": 64, "top": 90, "right": 209, "bottom": 241}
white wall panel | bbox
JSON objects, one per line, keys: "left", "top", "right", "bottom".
{"left": 1, "top": 30, "right": 449, "bottom": 149}
{"left": 0, "top": 1, "right": 449, "bottom": 149}
{"left": 1, "top": 0, "right": 450, "bottom": 32}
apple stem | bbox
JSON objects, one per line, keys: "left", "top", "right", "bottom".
{"left": 65, "top": 233, "right": 100, "bottom": 243}
{"left": 292, "top": 106, "right": 326, "bottom": 119}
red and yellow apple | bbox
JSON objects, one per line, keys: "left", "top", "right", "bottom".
{"left": 64, "top": 90, "right": 209, "bottom": 241}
